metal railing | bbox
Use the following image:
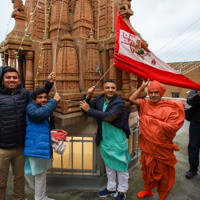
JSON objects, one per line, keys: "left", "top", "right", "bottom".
{"left": 48, "top": 135, "right": 96, "bottom": 176}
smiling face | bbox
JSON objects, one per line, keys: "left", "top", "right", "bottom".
{"left": 103, "top": 82, "right": 117, "bottom": 102}
{"left": 149, "top": 89, "right": 161, "bottom": 103}
{"left": 33, "top": 93, "right": 48, "bottom": 106}
{"left": 2, "top": 72, "right": 20, "bottom": 93}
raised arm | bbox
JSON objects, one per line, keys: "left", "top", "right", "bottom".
{"left": 129, "top": 79, "right": 149, "bottom": 107}
{"left": 42, "top": 72, "right": 56, "bottom": 93}
{"left": 26, "top": 92, "right": 60, "bottom": 122}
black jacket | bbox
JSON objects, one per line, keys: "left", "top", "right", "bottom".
{"left": 87, "top": 94, "right": 130, "bottom": 146}
{"left": 0, "top": 68, "right": 53, "bottom": 149}
{"left": 187, "top": 90, "right": 200, "bottom": 124}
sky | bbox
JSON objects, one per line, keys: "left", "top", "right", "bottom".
{"left": 130, "top": 0, "right": 200, "bottom": 63}
{"left": 0, "top": 0, "right": 200, "bottom": 65}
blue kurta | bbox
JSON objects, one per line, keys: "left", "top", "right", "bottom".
{"left": 100, "top": 101, "right": 131, "bottom": 172}
{"left": 25, "top": 157, "right": 52, "bottom": 176}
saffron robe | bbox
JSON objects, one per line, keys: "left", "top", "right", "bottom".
{"left": 138, "top": 99, "right": 185, "bottom": 199}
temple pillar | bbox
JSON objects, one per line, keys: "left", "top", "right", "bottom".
{"left": 25, "top": 51, "right": 34, "bottom": 90}
{"left": 108, "top": 49, "right": 116, "bottom": 81}
{"left": 121, "top": 71, "right": 130, "bottom": 97}
{"left": 56, "top": 34, "right": 79, "bottom": 94}
{"left": 5, "top": 53, "right": 8, "bottom": 66}
{"left": 8, "top": 50, "right": 17, "bottom": 68}
{"left": 1, "top": 53, "right": 5, "bottom": 66}
{"left": 130, "top": 74, "right": 138, "bottom": 91}
{"left": 85, "top": 30, "right": 102, "bottom": 91}
{"left": 17, "top": 57, "right": 23, "bottom": 79}
{"left": 38, "top": 39, "right": 53, "bottom": 88}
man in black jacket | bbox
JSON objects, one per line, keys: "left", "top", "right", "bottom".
{"left": 0, "top": 66, "right": 55, "bottom": 200}
{"left": 185, "top": 90, "right": 200, "bottom": 179}
{"left": 80, "top": 80, "right": 131, "bottom": 200}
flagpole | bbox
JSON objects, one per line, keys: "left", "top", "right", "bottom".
{"left": 94, "top": 64, "right": 114, "bottom": 87}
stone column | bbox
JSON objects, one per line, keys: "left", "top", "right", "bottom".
{"left": 85, "top": 30, "right": 102, "bottom": 91}
{"left": 1, "top": 53, "right": 5, "bottom": 66}
{"left": 17, "top": 58, "right": 23, "bottom": 79}
{"left": 130, "top": 74, "right": 138, "bottom": 91}
{"left": 4, "top": 53, "right": 8, "bottom": 66}
{"left": 121, "top": 71, "right": 130, "bottom": 96}
{"left": 108, "top": 49, "right": 116, "bottom": 81}
{"left": 8, "top": 50, "right": 16, "bottom": 68}
{"left": 25, "top": 51, "right": 34, "bottom": 90}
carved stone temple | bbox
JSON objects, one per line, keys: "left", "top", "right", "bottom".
{"left": 0, "top": 0, "right": 147, "bottom": 191}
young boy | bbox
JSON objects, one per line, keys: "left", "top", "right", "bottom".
{"left": 24, "top": 88, "right": 60, "bottom": 200}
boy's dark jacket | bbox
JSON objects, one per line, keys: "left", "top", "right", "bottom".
{"left": 86, "top": 94, "right": 130, "bottom": 146}
{"left": 0, "top": 66, "right": 53, "bottom": 149}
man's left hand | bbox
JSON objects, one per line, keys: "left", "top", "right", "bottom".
{"left": 48, "top": 72, "right": 56, "bottom": 83}
{"left": 80, "top": 100, "right": 90, "bottom": 112}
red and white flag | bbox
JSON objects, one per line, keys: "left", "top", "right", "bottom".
{"left": 114, "top": 12, "right": 200, "bottom": 90}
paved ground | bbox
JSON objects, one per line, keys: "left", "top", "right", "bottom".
{"left": 6, "top": 120, "right": 200, "bottom": 200}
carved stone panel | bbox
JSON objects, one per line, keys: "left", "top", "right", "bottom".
{"left": 56, "top": 34, "right": 79, "bottom": 93}
{"left": 72, "top": 0, "right": 94, "bottom": 38}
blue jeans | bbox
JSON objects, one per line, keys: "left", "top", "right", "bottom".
{"left": 188, "top": 122, "right": 200, "bottom": 172}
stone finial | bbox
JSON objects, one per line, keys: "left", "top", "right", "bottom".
{"left": 12, "top": 0, "right": 26, "bottom": 13}
{"left": 119, "top": 0, "right": 134, "bottom": 19}
{"left": 89, "top": 29, "right": 94, "bottom": 39}
{"left": 87, "top": 29, "right": 96, "bottom": 44}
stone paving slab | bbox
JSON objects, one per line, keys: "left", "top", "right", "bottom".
{"left": 7, "top": 121, "right": 200, "bottom": 200}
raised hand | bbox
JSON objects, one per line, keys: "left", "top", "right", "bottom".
{"left": 141, "top": 79, "right": 150, "bottom": 89}
{"left": 48, "top": 72, "right": 56, "bottom": 83}
{"left": 87, "top": 86, "right": 95, "bottom": 98}
{"left": 53, "top": 92, "right": 61, "bottom": 102}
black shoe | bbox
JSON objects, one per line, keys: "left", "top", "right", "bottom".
{"left": 185, "top": 169, "right": 197, "bottom": 179}
{"left": 116, "top": 192, "right": 126, "bottom": 200}
{"left": 97, "top": 188, "right": 117, "bottom": 198}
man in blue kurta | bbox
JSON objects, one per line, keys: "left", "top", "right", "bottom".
{"left": 80, "top": 80, "right": 131, "bottom": 200}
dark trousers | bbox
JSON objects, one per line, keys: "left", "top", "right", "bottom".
{"left": 188, "top": 122, "right": 200, "bottom": 171}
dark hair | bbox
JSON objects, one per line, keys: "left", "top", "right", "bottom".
{"left": 3, "top": 66, "right": 18, "bottom": 75}
{"left": 31, "top": 88, "right": 48, "bottom": 100}
{"left": 1, "top": 66, "right": 19, "bottom": 80}
{"left": 103, "top": 79, "right": 117, "bottom": 89}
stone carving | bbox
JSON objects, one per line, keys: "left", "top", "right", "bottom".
{"left": 1, "top": 0, "right": 141, "bottom": 114}
{"left": 72, "top": 0, "right": 94, "bottom": 37}
{"left": 12, "top": 0, "right": 25, "bottom": 13}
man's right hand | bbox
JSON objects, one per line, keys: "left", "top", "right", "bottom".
{"left": 87, "top": 86, "right": 95, "bottom": 99}
{"left": 80, "top": 100, "right": 90, "bottom": 112}
{"left": 53, "top": 92, "right": 61, "bottom": 102}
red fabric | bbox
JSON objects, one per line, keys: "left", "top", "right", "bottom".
{"left": 114, "top": 12, "right": 200, "bottom": 90}
{"left": 138, "top": 99, "right": 185, "bottom": 199}
{"left": 148, "top": 80, "right": 166, "bottom": 97}
{"left": 51, "top": 129, "right": 68, "bottom": 141}
{"left": 141, "top": 152, "right": 175, "bottom": 200}
{"left": 137, "top": 190, "right": 153, "bottom": 198}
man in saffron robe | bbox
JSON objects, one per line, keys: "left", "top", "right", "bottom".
{"left": 129, "top": 80, "right": 185, "bottom": 200}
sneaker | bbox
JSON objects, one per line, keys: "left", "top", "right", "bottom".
{"left": 97, "top": 188, "right": 118, "bottom": 197}
{"left": 185, "top": 169, "right": 197, "bottom": 179}
{"left": 116, "top": 192, "right": 126, "bottom": 200}
{"left": 137, "top": 190, "right": 153, "bottom": 198}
